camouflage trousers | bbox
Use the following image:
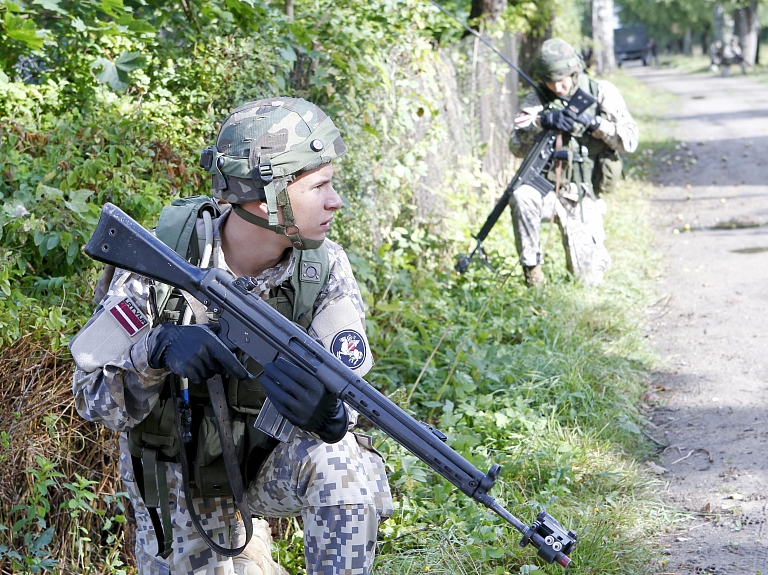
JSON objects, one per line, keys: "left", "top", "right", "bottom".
{"left": 510, "top": 183, "right": 611, "bottom": 285}
{"left": 119, "top": 430, "right": 393, "bottom": 575}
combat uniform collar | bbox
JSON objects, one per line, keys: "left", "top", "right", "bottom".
{"left": 212, "top": 207, "right": 296, "bottom": 297}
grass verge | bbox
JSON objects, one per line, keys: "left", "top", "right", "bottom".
{"left": 357, "top": 71, "right": 675, "bottom": 575}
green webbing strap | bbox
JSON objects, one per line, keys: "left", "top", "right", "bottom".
{"left": 155, "top": 457, "right": 174, "bottom": 559}
{"left": 142, "top": 448, "right": 160, "bottom": 508}
{"left": 291, "top": 247, "right": 330, "bottom": 327}
{"left": 265, "top": 180, "right": 280, "bottom": 226}
{"left": 140, "top": 447, "right": 174, "bottom": 559}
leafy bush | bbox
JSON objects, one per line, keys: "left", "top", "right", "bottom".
{"left": 1, "top": 1, "right": 668, "bottom": 574}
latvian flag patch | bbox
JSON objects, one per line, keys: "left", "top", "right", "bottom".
{"left": 514, "top": 112, "right": 533, "bottom": 129}
{"left": 109, "top": 298, "right": 149, "bottom": 336}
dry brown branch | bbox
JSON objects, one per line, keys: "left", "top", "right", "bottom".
{"left": 0, "top": 335, "right": 132, "bottom": 574}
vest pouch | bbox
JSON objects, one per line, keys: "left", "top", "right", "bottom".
{"left": 592, "top": 151, "right": 623, "bottom": 195}
{"left": 194, "top": 406, "right": 246, "bottom": 498}
{"left": 227, "top": 369, "right": 268, "bottom": 414}
{"left": 128, "top": 398, "right": 180, "bottom": 461}
{"left": 243, "top": 414, "right": 280, "bottom": 484}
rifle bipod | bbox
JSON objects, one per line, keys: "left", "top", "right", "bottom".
{"left": 455, "top": 241, "right": 493, "bottom": 273}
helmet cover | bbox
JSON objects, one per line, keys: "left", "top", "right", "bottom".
{"left": 208, "top": 97, "right": 347, "bottom": 205}
{"left": 532, "top": 39, "right": 583, "bottom": 83}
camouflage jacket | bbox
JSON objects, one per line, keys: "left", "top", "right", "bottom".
{"left": 71, "top": 208, "right": 372, "bottom": 432}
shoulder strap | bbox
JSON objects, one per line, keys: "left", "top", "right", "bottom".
{"left": 289, "top": 244, "right": 330, "bottom": 329}
{"left": 156, "top": 196, "right": 220, "bottom": 259}
{"left": 153, "top": 196, "right": 221, "bottom": 316}
{"left": 585, "top": 76, "right": 603, "bottom": 115}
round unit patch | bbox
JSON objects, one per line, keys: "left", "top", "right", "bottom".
{"left": 330, "top": 330, "right": 367, "bottom": 369}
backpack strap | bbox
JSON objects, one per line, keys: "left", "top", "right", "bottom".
{"left": 153, "top": 196, "right": 220, "bottom": 316}
{"left": 131, "top": 196, "right": 222, "bottom": 558}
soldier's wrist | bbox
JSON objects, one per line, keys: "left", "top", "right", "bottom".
{"left": 132, "top": 332, "right": 171, "bottom": 383}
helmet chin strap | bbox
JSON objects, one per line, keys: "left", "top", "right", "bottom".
{"left": 231, "top": 204, "right": 324, "bottom": 251}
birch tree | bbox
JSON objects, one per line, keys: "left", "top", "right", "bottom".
{"left": 592, "top": 0, "right": 615, "bottom": 74}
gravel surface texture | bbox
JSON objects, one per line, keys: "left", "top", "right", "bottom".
{"left": 628, "top": 63, "right": 768, "bottom": 575}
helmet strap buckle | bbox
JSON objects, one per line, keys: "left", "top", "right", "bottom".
{"left": 255, "top": 162, "right": 274, "bottom": 183}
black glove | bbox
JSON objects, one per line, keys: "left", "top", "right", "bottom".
{"left": 261, "top": 357, "right": 348, "bottom": 443}
{"left": 539, "top": 109, "right": 576, "bottom": 132}
{"left": 146, "top": 323, "right": 250, "bottom": 384}
{"left": 574, "top": 112, "right": 602, "bottom": 133}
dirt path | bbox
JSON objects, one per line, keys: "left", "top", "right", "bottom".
{"left": 626, "top": 63, "right": 768, "bottom": 574}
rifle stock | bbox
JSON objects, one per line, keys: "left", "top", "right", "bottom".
{"left": 84, "top": 203, "right": 577, "bottom": 567}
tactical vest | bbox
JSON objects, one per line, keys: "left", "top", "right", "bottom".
{"left": 126, "top": 196, "right": 329, "bottom": 556}
{"left": 542, "top": 75, "right": 624, "bottom": 197}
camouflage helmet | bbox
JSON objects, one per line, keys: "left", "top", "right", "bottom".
{"left": 200, "top": 97, "right": 346, "bottom": 250}
{"left": 532, "top": 39, "right": 583, "bottom": 83}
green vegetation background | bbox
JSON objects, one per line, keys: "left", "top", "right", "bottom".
{"left": 0, "top": 1, "right": 673, "bottom": 574}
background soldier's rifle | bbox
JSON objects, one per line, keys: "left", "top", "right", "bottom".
{"left": 455, "top": 88, "right": 596, "bottom": 273}
{"left": 84, "top": 203, "right": 578, "bottom": 567}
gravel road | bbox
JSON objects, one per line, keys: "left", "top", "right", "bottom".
{"left": 627, "top": 63, "right": 768, "bottom": 574}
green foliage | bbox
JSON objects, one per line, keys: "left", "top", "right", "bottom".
{"left": 0, "top": 0, "right": 669, "bottom": 572}
{"left": 0, "top": 456, "right": 63, "bottom": 573}
{"left": 0, "top": 456, "right": 129, "bottom": 574}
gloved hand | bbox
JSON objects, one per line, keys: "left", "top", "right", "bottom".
{"left": 574, "top": 112, "right": 602, "bottom": 133}
{"left": 260, "top": 357, "right": 348, "bottom": 443}
{"left": 146, "top": 323, "right": 250, "bottom": 384}
{"left": 539, "top": 109, "right": 576, "bottom": 132}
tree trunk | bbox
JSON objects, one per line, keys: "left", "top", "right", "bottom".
{"left": 592, "top": 0, "right": 615, "bottom": 75}
{"left": 469, "top": 0, "right": 505, "bottom": 25}
{"left": 734, "top": 0, "right": 758, "bottom": 65}
{"left": 285, "top": 0, "right": 294, "bottom": 20}
{"left": 683, "top": 28, "right": 692, "bottom": 55}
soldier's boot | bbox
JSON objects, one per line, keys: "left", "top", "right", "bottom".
{"left": 523, "top": 264, "right": 545, "bottom": 288}
{"left": 231, "top": 518, "right": 290, "bottom": 575}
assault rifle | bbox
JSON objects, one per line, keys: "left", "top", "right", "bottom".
{"left": 455, "top": 87, "right": 596, "bottom": 273}
{"left": 84, "top": 203, "right": 578, "bottom": 567}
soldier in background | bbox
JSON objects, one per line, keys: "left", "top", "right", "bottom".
{"left": 71, "top": 97, "right": 393, "bottom": 575}
{"left": 509, "top": 39, "right": 638, "bottom": 287}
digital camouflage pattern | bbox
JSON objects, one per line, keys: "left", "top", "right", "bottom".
{"left": 71, "top": 208, "right": 390, "bottom": 574}
{"left": 119, "top": 429, "right": 392, "bottom": 575}
{"left": 211, "top": 97, "right": 347, "bottom": 205}
{"left": 511, "top": 184, "right": 611, "bottom": 285}
{"left": 531, "top": 39, "right": 583, "bottom": 83}
{"left": 509, "top": 49, "right": 638, "bottom": 286}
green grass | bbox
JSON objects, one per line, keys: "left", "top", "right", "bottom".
{"left": 327, "top": 70, "right": 681, "bottom": 575}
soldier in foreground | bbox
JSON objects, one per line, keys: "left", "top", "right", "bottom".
{"left": 70, "top": 97, "right": 393, "bottom": 575}
{"left": 510, "top": 39, "right": 639, "bottom": 287}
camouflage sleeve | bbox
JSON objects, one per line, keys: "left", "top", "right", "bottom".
{"left": 509, "top": 91, "right": 545, "bottom": 158}
{"left": 70, "top": 268, "right": 169, "bottom": 432}
{"left": 592, "top": 80, "right": 639, "bottom": 153}
{"left": 307, "top": 241, "right": 375, "bottom": 429}
{"left": 307, "top": 241, "right": 373, "bottom": 377}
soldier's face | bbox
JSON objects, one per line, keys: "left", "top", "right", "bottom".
{"left": 545, "top": 76, "right": 574, "bottom": 98}
{"left": 286, "top": 162, "right": 342, "bottom": 241}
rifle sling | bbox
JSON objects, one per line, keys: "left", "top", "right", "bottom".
{"left": 171, "top": 375, "right": 253, "bottom": 558}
